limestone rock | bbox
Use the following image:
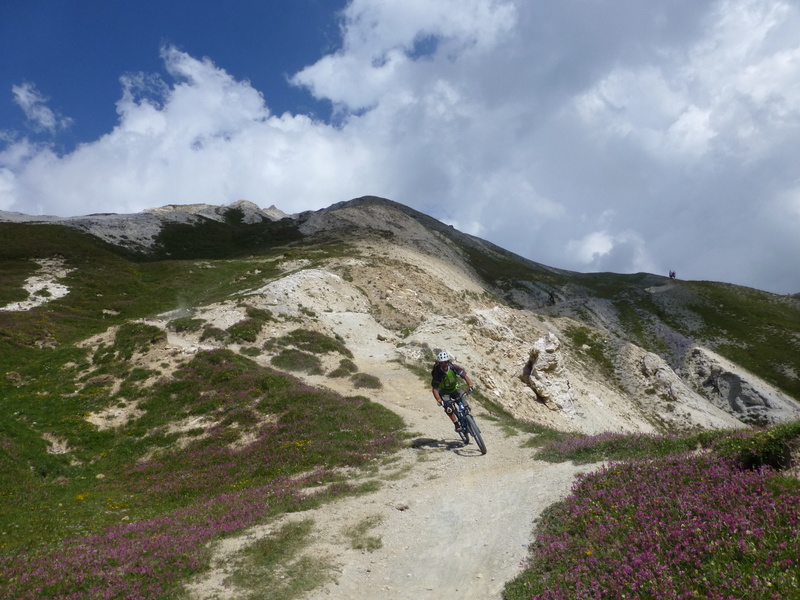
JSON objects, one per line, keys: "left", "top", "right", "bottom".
{"left": 640, "top": 352, "right": 689, "bottom": 403}
{"left": 632, "top": 348, "right": 745, "bottom": 430}
{"left": 685, "top": 346, "right": 800, "bottom": 426}
{"left": 517, "top": 333, "right": 577, "bottom": 414}
{"left": 0, "top": 200, "right": 283, "bottom": 253}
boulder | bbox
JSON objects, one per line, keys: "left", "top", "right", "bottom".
{"left": 633, "top": 348, "right": 746, "bottom": 430}
{"left": 685, "top": 346, "right": 800, "bottom": 426}
{"left": 517, "top": 333, "right": 577, "bottom": 414}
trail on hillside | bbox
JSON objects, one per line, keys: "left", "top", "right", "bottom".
{"left": 187, "top": 360, "right": 593, "bottom": 600}
{"left": 179, "top": 239, "right": 597, "bottom": 599}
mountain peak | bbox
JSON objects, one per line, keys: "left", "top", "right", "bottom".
{"left": 2, "top": 196, "right": 799, "bottom": 431}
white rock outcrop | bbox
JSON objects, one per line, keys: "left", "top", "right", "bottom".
{"left": 685, "top": 346, "right": 800, "bottom": 425}
{"left": 634, "top": 348, "right": 746, "bottom": 430}
{"left": 517, "top": 333, "right": 578, "bottom": 415}
{"left": 0, "top": 200, "right": 285, "bottom": 253}
{"left": 0, "top": 257, "right": 76, "bottom": 312}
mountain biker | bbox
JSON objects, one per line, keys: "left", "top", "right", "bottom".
{"left": 431, "top": 351, "right": 475, "bottom": 433}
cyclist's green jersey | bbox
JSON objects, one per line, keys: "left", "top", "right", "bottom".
{"left": 431, "top": 362, "right": 468, "bottom": 395}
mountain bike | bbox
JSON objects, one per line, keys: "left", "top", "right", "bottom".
{"left": 443, "top": 389, "right": 487, "bottom": 455}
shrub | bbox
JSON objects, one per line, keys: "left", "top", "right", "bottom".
{"left": 226, "top": 307, "right": 274, "bottom": 343}
{"left": 351, "top": 373, "right": 382, "bottom": 389}
{"left": 227, "top": 319, "right": 262, "bottom": 343}
{"left": 93, "top": 322, "right": 166, "bottom": 364}
{"left": 168, "top": 317, "right": 204, "bottom": 333}
{"left": 328, "top": 358, "right": 358, "bottom": 378}
{"left": 713, "top": 421, "right": 800, "bottom": 470}
{"left": 270, "top": 349, "right": 324, "bottom": 375}
{"left": 269, "top": 328, "right": 352, "bottom": 358}
{"left": 200, "top": 326, "right": 228, "bottom": 342}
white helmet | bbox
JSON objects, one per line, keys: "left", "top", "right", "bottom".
{"left": 437, "top": 351, "right": 451, "bottom": 362}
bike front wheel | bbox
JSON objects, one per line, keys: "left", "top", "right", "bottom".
{"left": 458, "top": 419, "right": 470, "bottom": 444}
{"left": 465, "top": 415, "right": 487, "bottom": 454}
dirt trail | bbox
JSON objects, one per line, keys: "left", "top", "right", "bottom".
{"left": 181, "top": 244, "right": 597, "bottom": 599}
{"left": 189, "top": 357, "right": 593, "bottom": 600}
{"left": 302, "top": 361, "right": 591, "bottom": 599}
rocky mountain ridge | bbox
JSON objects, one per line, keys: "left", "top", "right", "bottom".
{"left": 0, "top": 200, "right": 288, "bottom": 254}
{"left": 3, "top": 196, "right": 799, "bottom": 435}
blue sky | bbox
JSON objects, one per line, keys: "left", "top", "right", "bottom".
{"left": 2, "top": 0, "right": 800, "bottom": 295}
{"left": 1, "top": 1, "right": 346, "bottom": 144}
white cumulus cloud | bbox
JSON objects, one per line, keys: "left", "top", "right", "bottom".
{"left": 1, "top": 0, "right": 800, "bottom": 294}
{"left": 12, "top": 82, "right": 72, "bottom": 133}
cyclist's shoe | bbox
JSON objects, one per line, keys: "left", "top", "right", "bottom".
{"left": 454, "top": 423, "right": 463, "bottom": 433}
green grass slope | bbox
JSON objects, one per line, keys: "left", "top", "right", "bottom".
{"left": 0, "top": 220, "right": 405, "bottom": 598}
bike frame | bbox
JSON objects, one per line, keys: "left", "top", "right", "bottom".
{"left": 447, "top": 392, "right": 471, "bottom": 426}
{"left": 442, "top": 389, "right": 487, "bottom": 454}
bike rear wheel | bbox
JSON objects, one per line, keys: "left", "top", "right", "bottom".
{"left": 465, "top": 415, "right": 487, "bottom": 454}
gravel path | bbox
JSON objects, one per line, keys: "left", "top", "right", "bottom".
{"left": 173, "top": 246, "right": 598, "bottom": 599}
{"left": 297, "top": 361, "right": 592, "bottom": 600}
{"left": 187, "top": 358, "right": 593, "bottom": 600}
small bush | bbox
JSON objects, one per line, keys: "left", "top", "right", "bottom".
{"left": 244, "top": 306, "right": 274, "bottom": 322}
{"left": 328, "top": 358, "right": 358, "bottom": 378}
{"left": 227, "top": 307, "right": 274, "bottom": 343}
{"left": 269, "top": 328, "right": 353, "bottom": 358}
{"left": 168, "top": 317, "right": 204, "bottom": 333}
{"left": 93, "top": 322, "right": 166, "bottom": 364}
{"left": 200, "top": 326, "right": 228, "bottom": 342}
{"left": 713, "top": 421, "right": 800, "bottom": 470}
{"left": 351, "top": 373, "right": 382, "bottom": 389}
{"left": 270, "top": 349, "right": 324, "bottom": 375}
{"left": 227, "top": 319, "right": 262, "bottom": 343}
